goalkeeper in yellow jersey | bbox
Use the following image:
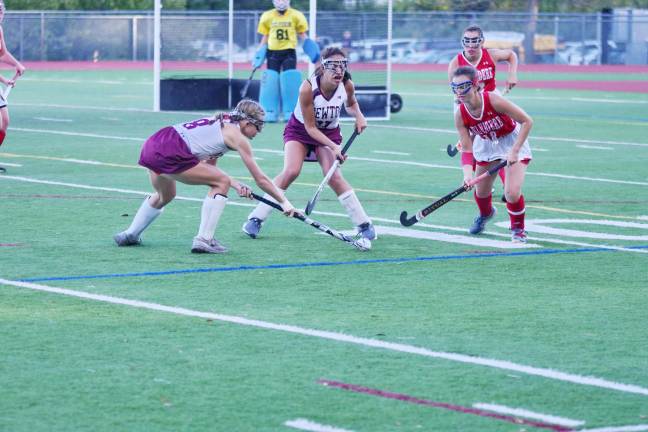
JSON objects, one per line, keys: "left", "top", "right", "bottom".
{"left": 253, "top": 0, "right": 320, "bottom": 122}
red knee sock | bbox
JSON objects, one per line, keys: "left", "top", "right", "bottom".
{"left": 0, "top": 130, "right": 6, "bottom": 147}
{"left": 506, "top": 195, "right": 526, "bottom": 230}
{"left": 474, "top": 192, "right": 493, "bottom": 217}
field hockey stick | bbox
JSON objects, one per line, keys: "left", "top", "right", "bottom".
{"left": 240, "top": 66, "right": 259, "bottom": 98}
{"left": 3, "top": 71, "right": 20, "bottom": 100}
{"left": 446, "top": 144, "right": 459, "bottom": 157}
{"left": 400, "top": 160, "right": 507, "bottom": 227}
{"left": 252, "top": 192, "right": 369, "bottom": 251}
{"left": 304, "top": 130, "right": 359, "bottom": 215}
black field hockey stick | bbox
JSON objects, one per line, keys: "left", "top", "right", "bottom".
{"left": 400, "top": 160, "right": 507, "bottom": 227}
{"left": 240, "top": 66, "right": 259, "bottom": 99}
{"left": 252, "top": 192, "right": 369, "bottom": 251}
{"left": 304, "top": 130, "right": 359, "bottom": 215}
{"left": 446, "top": 144, "right": 459, "bottom": 157}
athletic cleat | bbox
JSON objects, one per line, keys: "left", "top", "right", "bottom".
{"left": 0, "top": 166, "right": 6, "bottom": 174}
{"left": 511, "top": 229, "right": 528, "bottom": 243}
{"left": 191, "top": 236, "right": 228, "bottom": 254}
{"left": 242, "top": 217, "right": 263, "bottom": 239}
{"left": 468, "top": 207, "right": 497, "bottom": 235}
{"left": 501, "top": 194, "right": 507, "bottom": 203}
{"left": 357, "top": 222, "right": 377, "bottom": 241}
{"left": 113, "top": 231, "right": 141, "bottom": 247}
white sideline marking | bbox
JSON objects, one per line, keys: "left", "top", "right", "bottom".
{"left": 285, "top": 418, "right": 354, "bottom": 432}
{"left": 373, "top": 225, "right": 538, "bottom": 249}
{"left": 9, "top": 127, "right": 648, "bottom": 187}
{"left": 100, "top": 117, "right": 120, "bottom": 121}
{"left": 20, "top": 77, "right": 151, "bottom": 86}
{"left": 577, "top": 145, "right": 614, "bottom": 151}
{"left": 9, "top": 102, "right": 648, "bottom": 148}
{"left": 369, "top": 124, "right": 648, "bottom": 148}
{"left": 0, "top": 161, "right": 22, "bottom": 167}
{"left": 521, "top": 219, "right": 648, "bottom": 241}
{"left": 399, "top": 91, "right": 648, "bottom": 105}
{"left": 638, "top": 216, "right": 648, "bottom": 221}
{"left": 472, "top": 403, "right": 584, "bottom": 427}
{"left": 372, "top": 150, "right": 411, "bottom": 156}
{"left": 12, "top": 127, "right": 144, "bottom": 142}
{"left": 33, "top": 117, "right": 73, "bottom": 123}
{"left": 2, "top": 278, "right": 648, "bottom": 397}
{"left": 579, "top": 425, "right": 648, "bottom": 432}
{"left": 2, "top": 174, "right": 646, "bottom": 252}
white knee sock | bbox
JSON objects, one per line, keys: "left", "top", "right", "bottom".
{"left": 197, "top": 194, "right": 227, "bottom": 240}
{"left": 338, "top": 189, "right": 370, "bottom": 226}
{"left": 125, "top": 196, "right": 163, "bottom": 237}
{"left": 247, "top": 187, "right": 285, "bottom": 221}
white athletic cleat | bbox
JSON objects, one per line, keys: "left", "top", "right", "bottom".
{"left": 511, "top": 229, "right": 528, "bottom": 243}
{"left": 191, "top": 236, "right": 228, "bottom": 254}
{"left": 113, "top": 231, "right": 141, "bottom": 246}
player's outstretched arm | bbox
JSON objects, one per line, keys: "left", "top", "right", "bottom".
{"left": 489, "top": 48, "right": 518, "bottom": 92}
{"left": 235, "top": 135, "right": 294, "bottom": 214}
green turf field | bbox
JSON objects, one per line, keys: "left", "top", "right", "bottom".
{"left": 1, "top": 68, "right": 647, "bottom": 432}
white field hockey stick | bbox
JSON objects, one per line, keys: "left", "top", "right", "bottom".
{"left": 3, "top": 71, "right": 20, "bottom": 100}
{"left": 252, "top": 192, "right": 369, "bottom": 251}
{"left": 304, "top": 130, "right": 359, "bottom": 215}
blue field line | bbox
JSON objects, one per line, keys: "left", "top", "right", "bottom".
{"left": 18, "top": 244, "right": 648, "bottom": 283}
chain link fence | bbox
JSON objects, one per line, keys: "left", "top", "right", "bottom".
{"left": 4, "top": 9, "right": 648, "bottom": 65}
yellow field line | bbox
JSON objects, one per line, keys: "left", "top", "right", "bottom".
{"left": 4, "top": 152, "right": 638, "bottom": 220}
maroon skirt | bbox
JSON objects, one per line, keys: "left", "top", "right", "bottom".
{"left": 138, "top": 126, "right": 200, "bottom": 174}
{"left": 283, "top": 114, "right": 342, "bottom": 162}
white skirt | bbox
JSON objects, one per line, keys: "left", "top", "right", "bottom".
{"left": 472, "top": 124, "right": 532, "bottom": 163}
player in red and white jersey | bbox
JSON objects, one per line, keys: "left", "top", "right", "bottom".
{"left": 243, "top": 46, "right": 376, "bottom": 242}
{"left": 452, "top": 65, "right": 533, "bottom": 243}
{"left": 0, "top": 1, "right": 26, "bottom": 174}
{"left": 448, "top": 24, "right": 519, "bottom": 197}
{"left": 113, "top": 99, "right": 294, "bottom": 254}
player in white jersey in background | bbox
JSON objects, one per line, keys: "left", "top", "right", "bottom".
{"left": 113, "top": 99, "right": 295, "bottom": 254}
{"left": 243, "top": 47, "right": 376, "bottom": 242}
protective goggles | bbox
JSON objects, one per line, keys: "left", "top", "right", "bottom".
{"left": 461, "top": 36, "right": 483, "bottom": 48}
{"left": 232, "top": 109, "right": 265, "bottom": 132}
{"left": 322, "top": 59, "right": 348, "bottom": 73}
{"left": 451, "top": 80, "right": 474, "bottom": 95}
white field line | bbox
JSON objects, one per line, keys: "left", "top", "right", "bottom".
{"left": 368, "top": 124, "right": 648, "bottom": 148}
{"left": 578, "top": 425, "right": 648, "bottom": 432}
{"left": 0, "top": 161, "right": 22, "bottom": 167}
{"left": 352, "top": 155, "right": 648, "bottom": 187}
{"left": 577, "top": 145, "right": 614, "bottom": 150}
{"left": 2, "top": 174, "right": 646, "bottom": 253}
{"left": 19, "top": 77, "right": 151, "bottom": 86}
{"left": 372, "top": 150, "right": 411, "bottom": 156}
{"left": 12, "top": 126, "right": 646, "bottom": 187}
{"left": 12, "top": 102, "right": 212, "bottom": 117}
{"left": 399, "top": 91, "right": 648, "bottom": 105}
{"left": 372, "top": 225, "right": 539, "bottom": 249}
{"left": 472, "top": 403, "right": 584, "bottom": 427}
{"left": 10, "top": 102, "right": 648, "bottom": 148}
{"left": 639, "top": 216, "right": 648, "bottom": 221}
{"left": 1, "top": 278, "right": 648, "bottom": 397}
{"left": 284, "top": 419, "right": 354, "bottom": 432}
{"left": 12, "top": 127, "right": 144, "bottom": 141}
{"left": 33, "top": 117, "right": 74, "bottom": 123}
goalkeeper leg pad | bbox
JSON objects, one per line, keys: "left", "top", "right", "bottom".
{"left": 259, "top": 69, "right": 280, "bottom": 122}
